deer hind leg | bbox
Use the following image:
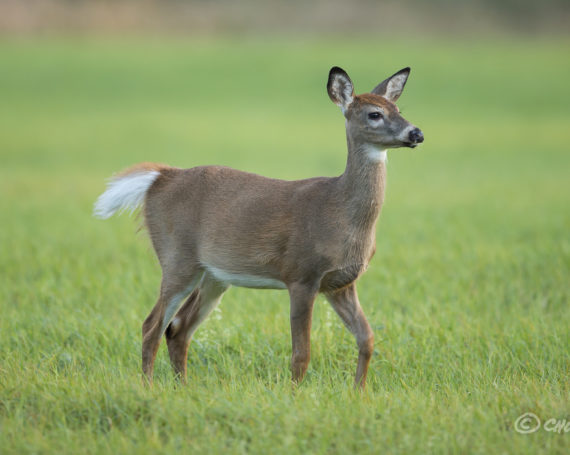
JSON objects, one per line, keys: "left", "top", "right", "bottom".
{"left": 288, "top": 283, "right": 318, "bottom": 385}
{"left": 324, "top": 283, "right": 374, "bottom": 389}
{"left": 141, "top": 268, "right": 204, "bottom": 383}
{"left": 165, "top": 272, "right": 228, "bottom": 381}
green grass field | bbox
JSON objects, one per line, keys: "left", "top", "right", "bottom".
{"left": 0, "top": 37, "right": 569, "bottom": 454}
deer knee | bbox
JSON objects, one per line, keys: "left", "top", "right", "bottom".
{"left": 358, "top": 333, "right": 374, "bottom": 359}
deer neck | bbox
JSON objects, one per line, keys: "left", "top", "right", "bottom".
{"left": 339, "top": 133, "right": 387, "bottom": 229}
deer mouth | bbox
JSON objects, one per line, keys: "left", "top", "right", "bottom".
{"left": 403, "top": 142, "right": 418, "bottom": 148}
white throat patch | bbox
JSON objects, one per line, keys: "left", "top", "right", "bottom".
{"left": 363, "top": 145, "right": 388, "bottom": 163}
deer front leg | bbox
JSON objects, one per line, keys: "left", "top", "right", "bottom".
{"left": 325, "top": 283, "right": 374, "bottom": 389}
{"left": 288, "top": 283, "right": 318, "bottom": 385}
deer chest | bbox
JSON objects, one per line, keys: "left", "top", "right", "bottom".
{"left": 318, "top": 229, "right": 376, "bottom": 291}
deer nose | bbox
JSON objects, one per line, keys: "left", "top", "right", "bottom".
{"left": 409, "top": 128, "right": 424, "bottom": 144}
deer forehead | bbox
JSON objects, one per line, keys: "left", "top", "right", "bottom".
{"left": 351, "top": 93, "right": 399, "bottom": 114}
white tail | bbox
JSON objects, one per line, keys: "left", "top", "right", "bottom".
{"left": 93, "top": 170, "right": 161, "bottom": 219}
{"left": 95, "top": 67, "right": 423, "bottom": 389}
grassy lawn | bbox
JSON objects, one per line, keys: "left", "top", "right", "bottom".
{"left": 0, "top": 36, "right": 569, "bottom": 454}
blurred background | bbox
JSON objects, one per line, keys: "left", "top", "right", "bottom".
{"left": 1, "top": 0, "right": 569, "bottom": 35}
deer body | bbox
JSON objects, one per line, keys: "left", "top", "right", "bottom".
{"left": 146, "top": 162, "right": 383, "bottom": 291}
{"left": 94, "top": 67, "right": 423, "bottom": 388}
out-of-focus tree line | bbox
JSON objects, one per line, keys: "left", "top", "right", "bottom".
{"left": 0, "top": 0, "right": 568, "bottom": 36}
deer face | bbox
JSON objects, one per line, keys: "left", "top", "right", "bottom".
{"left": 327, "top": 67, "right": 424, "bottom": 151}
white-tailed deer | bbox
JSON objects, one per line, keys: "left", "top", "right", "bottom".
{"left": 94, "top": 66, "right": 423, "bottom": 388}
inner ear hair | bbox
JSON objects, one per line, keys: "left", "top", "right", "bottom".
{"left": 327, "top": 67, "right": 354, "bottom": 108}
{"left": 371, "top": 67, "right": 410, "bottom": 102}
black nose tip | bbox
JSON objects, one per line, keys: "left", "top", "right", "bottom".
{"left": 409, "top": 128, "right": 424, "bottom": 144}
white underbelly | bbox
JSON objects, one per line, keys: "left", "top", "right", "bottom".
{"left": 204, "top": 265, "right": 287, "bottom": 289}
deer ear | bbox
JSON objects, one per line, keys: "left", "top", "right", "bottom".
{"left": 371, "top": 67, "right": 410, "bottom": 102}
{"left": 327, "top": 67, "right": 355, "bottom": 114}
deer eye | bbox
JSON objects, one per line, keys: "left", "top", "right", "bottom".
{"left": 368, "top": 112, "right": 383, "bottom": 120}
